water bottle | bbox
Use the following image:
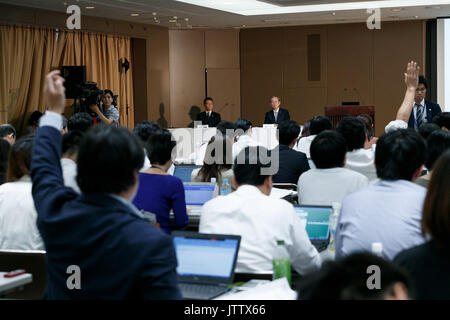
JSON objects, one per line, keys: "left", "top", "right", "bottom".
{"left": 328, "top": 202, "right": 341, "bottom": 251}
{"left": 371, "top": 242, "right": 383, "bottom": 257}
{"left": 272, "top": 240, "right": 291, "bottom": 285}
{"left": 220, "top": 178, "right": 231, "bottom": 195}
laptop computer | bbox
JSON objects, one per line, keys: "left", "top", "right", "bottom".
{"left": 184, "top": 182, "right": 218, "bottom": 216}
{"left": 173, "top": 164, "right": 202, "bottom": 183}
{"left": 294, "top": 205, "right": 332, "bottom": 252}
{"left": 172, "top": 231, "right": 241, "bottom": 300}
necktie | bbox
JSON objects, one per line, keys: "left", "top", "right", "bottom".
{"left": 274, "top": 111, "right": 278, "bottom": 122}
{"left": 415, "top": 103, "right": 424, "bottom": 129}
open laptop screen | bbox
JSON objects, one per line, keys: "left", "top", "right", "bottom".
{"left": 184, "top": 184, "right": 215, "bottom": 206}
{"left": 173, "top": 234, "right": 239, "bottom": 280}
{"left": 174, "top": 165, "right": 201, "bottom": 183}
{"left": 294, "top": 205, "right": 332, "bottom": 240}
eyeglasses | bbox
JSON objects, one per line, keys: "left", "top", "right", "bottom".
{"left": 416, "top": 88, "right": 426, "bottom": 92}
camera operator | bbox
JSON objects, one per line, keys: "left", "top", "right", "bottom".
{"left": 89, "top": 89, "right": 119, "bottom": 126}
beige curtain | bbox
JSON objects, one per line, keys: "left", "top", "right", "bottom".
{"left": 0, "top": 25, "right": 57, "bottom": 132}
{"left": 0, "top": 25, "right": 134, "bottom": 130}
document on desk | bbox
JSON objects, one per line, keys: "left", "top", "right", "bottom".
{"left": 269, "top": 187, "right": 296, "bottom": 199}
{"left": 215, "top": 278, "right": 297, "bottom": 300}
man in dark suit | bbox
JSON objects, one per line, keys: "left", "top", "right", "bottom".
{"left": 264, "top": 96, "right": 290, "bottom": 126}
{"left": 271, "top": 120, "right": 310, "bottom": 184}
{"left": 30, "top": 71, "right": 181, "bottom": 300}
{"left": 408, "top": 76, "right": 442, "bottom": 130}
{"left": 196, "top": 97, "right": 221, "bottom": 127}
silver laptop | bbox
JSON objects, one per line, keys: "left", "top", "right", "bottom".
{"left": 173, "top": 231, "right": 241, "bottom": 300}
{"left": 184, "top": 182, "right": 218, "bottom": 216}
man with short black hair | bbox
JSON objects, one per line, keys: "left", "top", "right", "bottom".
{"left": 67, "top": 112, "right": 94, "bottom": 133}
{"left": 336, "top": 129, "right": 427, "bottom": 260}
{"left": 298, "top": 130, "right": 368, "bottom": 206}
{"left": 408, "top": 75, "right": 441, "bottom": 130}
{"left": 297, "top": 253, "right": 411, "bottom": 300}
{"left": 418, "top": 123, "right": 440, "bottom": 140}
{"left": 31, "top": 71, "right": 181, "bottom": 299}
{"left": 336, "top": 117, "right": 377, "bottom": 182}
{"left": 196, "top": 97, "right": 221, "bottom": 127}
{"left": 432, "top": 112, "right": 450, "bottom": 131}
{"left": 271, "top": 120, "right": 309, "bottom": 184}
{"left": 294, "top": 116, "right": 332, "bottom": 168}
{"left": 0, "top": 124, "right": 16, "bottom": 145}
{"left": 200, "top": 146, "right": 321, "bottom": 275}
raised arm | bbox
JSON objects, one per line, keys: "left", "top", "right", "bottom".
{"left": 30, "top": 71, "right": 78, "bottom": 216}
{"left": 396, "top": 61, "right": 420, "bottom": 122}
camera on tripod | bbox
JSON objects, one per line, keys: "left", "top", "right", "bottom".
{"left": 61, "top": 66, "right": 105, "bottom": 115}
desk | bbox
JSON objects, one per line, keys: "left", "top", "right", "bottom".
{"left": 0, "top": 272, "right": 32, "bottom": 296}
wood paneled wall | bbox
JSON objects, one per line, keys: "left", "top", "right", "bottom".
{"left": 240, "top": 21, "right": 425, "bottom": 135}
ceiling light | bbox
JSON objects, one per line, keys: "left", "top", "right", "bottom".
{"left": 85, "top": 6, "right": 95, "bottom": 9}
{"left": 131, "top": 13, "right": 140, "bottom": 17}
{"left": 175, "top": 0, "right": 450, "bottom": 16}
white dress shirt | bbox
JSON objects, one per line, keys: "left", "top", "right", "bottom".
{"left": 335, "top": 180, "right": 427, "bottom": 260}
{"left": 61, "top": 158, "right": 80, "bottom": 193}
{"left": 345, "top": 147, "right": 378, "bottom": 182}
{"left": 199, "top": 185, "right": 321, "bottom": 275}
{"left": 0, "top": 176, "right": 44, "bottom": 250}
{"left": 297, "top": 167, "right": 369, "bottom": 206}
{"left": 385, "top": 120, "right": 408, "bottom": 133}
{"left": 294, "top": 135, "right": 316, "bottom": 159}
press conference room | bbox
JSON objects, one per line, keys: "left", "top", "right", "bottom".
{"left": 1, "top": 0, "right": 450, "bottom": 306}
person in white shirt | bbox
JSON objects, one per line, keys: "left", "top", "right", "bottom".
{"left": 294, "top": 116, "right": 332, "bottom": 169}
{"left": 61, "top": 130, "right": 84, "bottom": 193}
{"left": 298, "top": 131, "right": 369, "bottom": 206}
{"left": 200, "top": 146, "right": 321, "bottom": 275}
{"left": 336, "top": 117, "right": 377, "bottom": 182}
{"left": 232, "top": 118, "right": 259, "bottom": 159}
{"left": 0, "top": 136, "right": 44, "bottom": 250}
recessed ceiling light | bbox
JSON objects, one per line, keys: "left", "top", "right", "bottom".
{"left": 131, "top": 13, "right": 140, "bottom": 17}
{"left": 175, "top": 0, "right": 450, "bottom": 16}
{"left": 169, "top": 19, "right": 177, "bottom": 23}
{"left": 85, "top": 6, "right": 95, "bottom": 9}
{"left": 331, "top": 12, "right": 336, "bottom": 16}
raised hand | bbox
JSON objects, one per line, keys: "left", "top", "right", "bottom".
{"left": 404, "top": 61, "right": 420, "bottom": 90}
{"left": 44, "top": 70, "right": 66, "bottom": 114}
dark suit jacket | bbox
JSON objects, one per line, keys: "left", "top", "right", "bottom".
{"left": 408, "top": 100, "right": 442, "bottom": 129}
{"left": 271, "top": 144, "right": 310, "bottom": 184}
{"left": 196, "top": 111, "right": 221, "bottom": 127}
{"left": 30, "top": 126, "right": 181, "bottom": 300}
{"left": 264, "top": 108, "right": 290, "bottom": 125}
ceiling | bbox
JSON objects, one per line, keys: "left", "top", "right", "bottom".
{"left": 1, "top": 0, "right": 450, "bottom": 29}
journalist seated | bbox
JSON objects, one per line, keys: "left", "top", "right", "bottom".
{"left": 30, "top": 71, "right": 181, "bottom": 300}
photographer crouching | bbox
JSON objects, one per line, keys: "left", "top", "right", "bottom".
{"left": 89, "top": 89, "right": 119, "bottom": 126}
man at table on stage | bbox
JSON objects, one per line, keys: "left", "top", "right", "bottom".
{"left": 408, "top": 75, "right": 441, "bottom": 131}
{"left": 196, "top": 97, "right": 221, "bottom": 127}
{"left": 264, "top": 96, "right": 290, "bottom": 126}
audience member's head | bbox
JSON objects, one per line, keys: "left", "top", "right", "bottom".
{"left": 62, "top": 130, "right": 85, "bottom": 162}
{"left": 425, "top": 130, "right": 450, "bottom": 171}
{"left": 297, "top": 253, "right": 411, "bottom": 300}
{"left": 233, "top": 146, "right": 272, "bottom": 194}
{"left": 234, "top": 118, "right": 252, "bottom": 136}
{"left": 76, "top": 125, "right": 144, "bottom": 197}
{"left": 375, "top": 129, "right": 426, "bottom": 181}
{"left": 28, "top": 111, "right": 43, "bottom": 129}
{"left": 278, "top": 120, "right": 301, "bottom": 147}
{"left": 336, "top": 117, "right": 366, "bottom": 152}
{"left": 0, "top": 124, "right": 16, "bottom": 145}
{"left": 301, "top": 120, "right": 311, "bottom": 138}
{"left": 433, "top": 112, "right": 450, "bottom": 131}
{"left": 216, "top": 121, "right": 236, "bottom": 140}
{"left": 133, "top": 121, "right": 161, "bottom": 144}
{"left": 68, "top": 112, "right": 94, "bottom": 133}
{"left": 199, "top": 135, "right": 233, "bottom": 183}
{"left": 310, "top": 131, "right": 347, "bottom": 169}
{"left": 421, "top": 150, "right": 450, "bottom": 249}
{"left": 309, "top": 116, "right": 332, "bottom": 136}
{"left": 418, "top": 123, "right": 440, "bottom": 141}
{"left": 6, "top": 136, "right": 34, "bottom": 182}
{"left": 0, "top": 139, "right": 11, "bottom": 184}
{"left": 357, "top": 114, "right": 375, "bottom": 140}
{"left": 146, "top": 129, "right": 176, "bottom": 167}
